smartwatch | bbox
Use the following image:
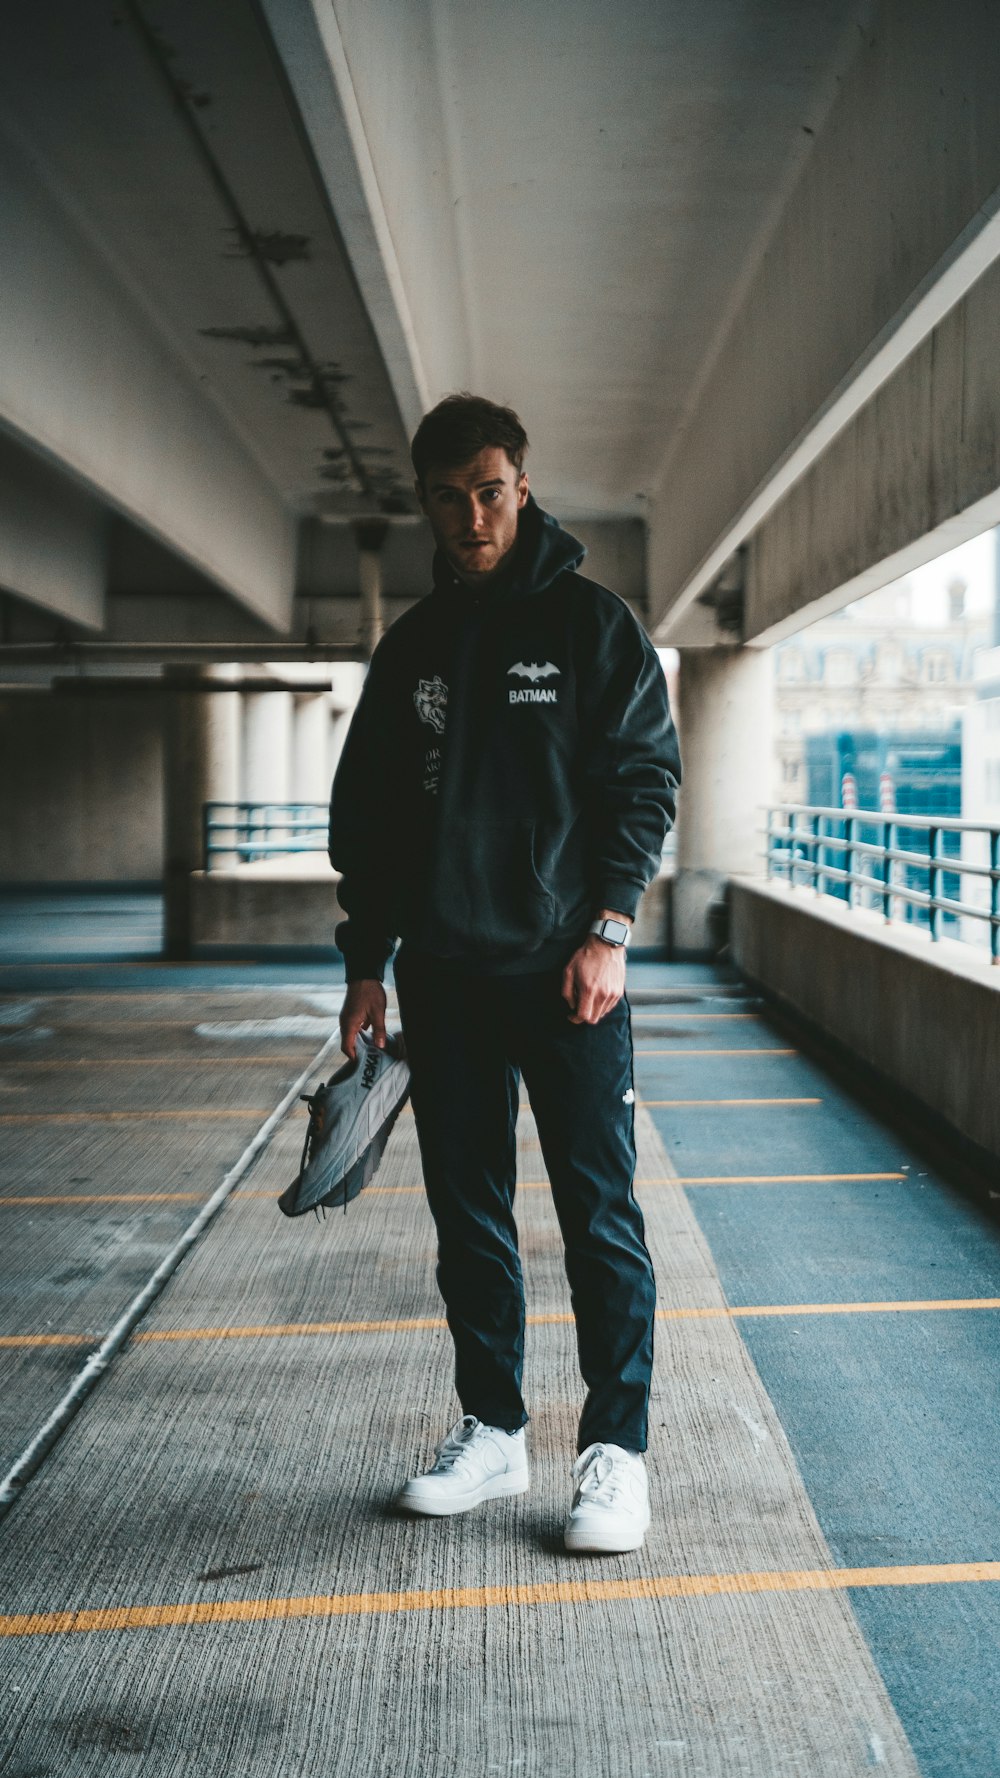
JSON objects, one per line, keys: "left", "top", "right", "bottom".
{"left": 589, "top": 916, "right": 631, "bottom": 948}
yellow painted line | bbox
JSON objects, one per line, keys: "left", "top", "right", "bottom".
{"left": 7, "top": 1024, "right": 323, "bottom": 1038}
{"left": 1, "top": 1058, "right": 313, "bottom": 1069}
{"left": 630, "top": 1011, "right": 761, "bottom": 1020}
{"left": 4, "top": 1101, "right": 832, "bottom": 1122}
{"left": 4, "top": 1562, "right": 1000, "bottom": 1639}
{"left": 0, "top": 1192, "right": 205, "bottom": 1207}
{"left": 634, "top": 1048, "right": 796, "bottom": 1056}
{"left": 670, "top": 1172, "right": 907, "bottom": 1185}
{"left": 0, "top": 1172, "right": 910, "bottom": 1210}
{"left": 640, "top": 1097, "right": 821, "bottom": 1107}
{"left": 0, "top": 989, "right": 396, "bottom": 1001}
{"left": 724, "top": 1299, "right": 1000, "bottom": 1319}
{"left": 0, "top": 1109, "right": 271, "bottom": 1124}
{"left": 140, "top": 1316, "right": 453, "bottom": 1343}
{"left": 6, "top": 1295, "right": 999, "bottom": 1351}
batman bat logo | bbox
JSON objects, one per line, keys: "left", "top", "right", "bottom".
{"left": 507, "top": 660, "right": 561, "bottom": 682}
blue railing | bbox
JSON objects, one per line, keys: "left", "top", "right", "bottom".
{"left": 203, "top": 802, "right": 328, "bottom": 870}
{"left": 763, "top": 803, "right": 1000, "bottom": 962}
{"left": 203, "top": 802, "right": 678, "bottom": 876}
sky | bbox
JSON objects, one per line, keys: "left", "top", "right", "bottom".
{"left": 851, "top": 526, "right": 998, "bottom": 625}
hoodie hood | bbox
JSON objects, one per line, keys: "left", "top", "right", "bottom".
{"left": 431, "top": 494, "right": 586, "bottom": 603}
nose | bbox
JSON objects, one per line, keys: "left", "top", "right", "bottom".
{"left": 468, "top": 500, "right": 486, "bottom": 532}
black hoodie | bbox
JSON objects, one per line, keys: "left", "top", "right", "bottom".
{"left": 328, "top": 496, "right": 681, "bottom": 982}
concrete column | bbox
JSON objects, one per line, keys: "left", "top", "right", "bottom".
{"left": 329, "top": 707, "right": 353, "bottom": 785}
{"left": 241, "top": 690, "right": 293, "bottom": 804}
{"left": 673, "top": 646, "right": 775, "bottom": 955}
{"left": 163, "top": 667, "right": 242, "bottom": 960}
{"left": 205, "top": 667, "right": 242, "bottom": 868}
{"left": 292, "top": 693, "right": 333, "bottom": 803}
{"left": 355, "top": 520, "right": 389, "bottom": 657}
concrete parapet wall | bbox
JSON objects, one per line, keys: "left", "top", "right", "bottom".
{"left": 190, "top": 859, "right": 672, "bottom": 958}
{"left": 190, "top": 860, "right": 345, "bottom": 955}
{"left": 730, "top": 878, "right": 1000, "bottom": 1167}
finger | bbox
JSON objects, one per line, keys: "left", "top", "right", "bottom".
{"left": 340, "top": 1014, "right": 363, "bottom": 1061}
{"left": 371, "top": 1006, "right": 387, "bottom": 1048}
{"left": 575, "top": 990, "right": 598, "bottom": 1026}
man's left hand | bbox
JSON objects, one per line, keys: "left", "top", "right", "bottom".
{"left": 561, "top": 929, "right": 629, "bottom": 1025}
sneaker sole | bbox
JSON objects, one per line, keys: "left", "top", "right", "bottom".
{"left": 396, "top": 1470, "right": 529, "bottom": 1517}
{"left": 564, "top": 1517, "right": 650, "bottom": 1554}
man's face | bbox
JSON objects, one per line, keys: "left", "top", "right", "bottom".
{"left": 417, "top": 446, "right": 529, "bottom": 585}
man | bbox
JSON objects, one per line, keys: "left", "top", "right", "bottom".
{"left": 329, "top": 394, "right": 681, "bottom": 1554}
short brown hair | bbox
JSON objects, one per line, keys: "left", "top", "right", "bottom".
{"left": 411, "top": 392, "right": 528, "bottom": 485}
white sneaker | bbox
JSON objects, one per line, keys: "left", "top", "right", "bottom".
{"left": 396, "top": 1415, "right": 529, "bottom": 1517}
{"left": 563, "top": 1443, "right": 650, "bottom": 1553}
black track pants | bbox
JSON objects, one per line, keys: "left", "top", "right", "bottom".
{"left": 392, "top": 946, "right": 656, "bottom": 1452}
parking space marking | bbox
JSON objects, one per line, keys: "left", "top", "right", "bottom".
{"left": 4, "top": 1562, "right": 1000, "bottom": 1640}
{"left": 5, "top": 1296, "right": 998, "bottom": 1351}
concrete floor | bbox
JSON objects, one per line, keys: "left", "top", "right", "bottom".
{"left": 0, "top": 954, "right": 996, "bottom": 1775}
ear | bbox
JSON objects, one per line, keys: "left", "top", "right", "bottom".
{"left": 414, "top": 477, "right": 428, "bottom": 515}
{"left": 516, "top": 472, "right": 529, "bottom": 510}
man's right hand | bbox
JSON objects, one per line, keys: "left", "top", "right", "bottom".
{"left": 340, "top": 979, "right": 387, "bottom": 1060}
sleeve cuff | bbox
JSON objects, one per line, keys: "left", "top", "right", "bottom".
{"left": 336, "top": 921, "right": 394, "bottom": 985}
{"left": 593, "top": 878, "right": 644, "bottom": 921}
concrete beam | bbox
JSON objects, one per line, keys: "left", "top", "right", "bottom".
{"left": 745, "top": 252, "right": 1000, "bottom": 642}
{"left": 0, "top": 118, "right": 296, "bottom": 632}
{"left": 651, "top": 0, "right": 1000, "bottom": 642}
{"left": 259, "top": 0, "right": 470, "bottom": 421}
{"left": 0, "top": 435, "right": 105, "bottom": 630}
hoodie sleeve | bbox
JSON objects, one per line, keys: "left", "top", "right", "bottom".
{"left": 328, "top": 650, "right": 399, "bottom": 983}
{"left": 580, "top": 612, "right": 681, "bottom": 920}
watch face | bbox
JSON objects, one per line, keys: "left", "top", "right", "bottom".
{"left": 603, "top": 919, "right": 629, "bottom": 944}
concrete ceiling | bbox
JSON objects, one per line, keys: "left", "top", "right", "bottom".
{"left": 269, "top": 0, "right": 870, "bottom": 517}
{"left": 0, "top": 0, "right": 415, "bottom": 522}
{"left": 13, "top": 0, "right": 993, "bottom": 657}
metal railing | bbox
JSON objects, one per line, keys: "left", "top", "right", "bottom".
{"left": 203, "top": 802, "right": 328, "bottom": 870}
{"left": 202, "top": 802, "right": 678, "bottom": 875}
{"left": 762, "top": 802, "right": 1000, "bottom": 963}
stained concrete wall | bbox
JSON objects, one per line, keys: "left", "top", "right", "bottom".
{"left": 0, "top": 694, "right": 163, "bottom": 883}
{"left": 731, "top": 878, "right": 1000, "bottom": 1168}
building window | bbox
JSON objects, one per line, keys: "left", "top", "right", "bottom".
{"left": 823, "top": 650, "right": 856, "bottom": 687}
{"left": 778, "top": 647, "right": 809, "bottom": 684}
{"left": 921, "top": 652, "right": 951, "bottom": 684}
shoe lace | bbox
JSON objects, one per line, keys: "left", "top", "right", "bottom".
{"left": 431, "top": 1415, "right": 485, "bottom": 1474}
{"left": 295, "top": 1084, "right": 346, "bottom": 1220}
{"left": 574, "top": 1445, "right": 631, "bottom": 1507}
